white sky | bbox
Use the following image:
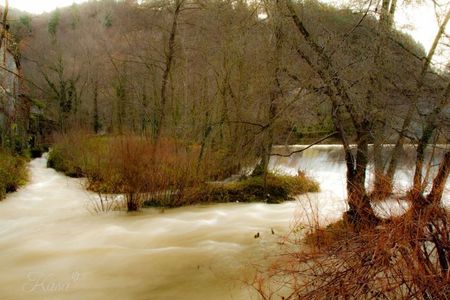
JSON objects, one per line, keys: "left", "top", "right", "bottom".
{"left": 10, "top": 0, "right": 87, "bottom": 14}
{"left": 7, "top": 0, "right": 450, "bottom": 63}
{"left": 326, "top": 0, "right": 449, "bottom": 66}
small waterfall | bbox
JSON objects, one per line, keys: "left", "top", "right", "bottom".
{"left": 270, "top": 144, "right": 450, "bottom": 215}
{"left": 271, "top": 144, "right": 449, "bottom": 193}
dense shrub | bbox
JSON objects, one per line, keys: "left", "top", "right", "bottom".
{"left": 47, "top": 131, "right": 108, "bottom": 177}
{"left": 88, "top": 136, "right": 203, "bottom": 210}
{"left": 48, "top": 133, "right": 205, "bottom": 210}
{"left": 0, "top": 149, "right": 28, "bottom": 199}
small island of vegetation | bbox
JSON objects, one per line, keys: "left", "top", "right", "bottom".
{"left": 47, "top": 131, "right": 319, "bottom": 210}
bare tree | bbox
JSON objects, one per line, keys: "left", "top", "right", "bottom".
{"left": 382, "top": 8, "right": 450, "bottom": 196}
{"left": 284, "top": 0, "right": 380, "bottom": 226}
{"left": 154, "top": 0, "right": 185, "bottom": 142}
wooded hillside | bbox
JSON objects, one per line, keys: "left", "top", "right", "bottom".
{"left": 8, "top": 0, "right": 439, "bottom": 150}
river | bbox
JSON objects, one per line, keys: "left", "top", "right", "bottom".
{"left": 0, "top": 145, "right": 448, "bottom": 299}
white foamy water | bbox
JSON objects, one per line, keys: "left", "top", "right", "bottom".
{"left": 270, "top": 144, "right": 450, "bottom": 216}
{"left": 0, "top": 145, "right": 448, "bottom": 299}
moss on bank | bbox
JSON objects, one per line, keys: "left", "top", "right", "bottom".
{"left": 0, "top": 149, "right": 28, "bottom": 200}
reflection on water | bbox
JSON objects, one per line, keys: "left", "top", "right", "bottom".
{"left": 0, "top": 145, "right": 448, "bottom": 299}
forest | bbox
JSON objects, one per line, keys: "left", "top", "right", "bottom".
{"left": 0, "top": 0, "right": 449, "bottom": 299}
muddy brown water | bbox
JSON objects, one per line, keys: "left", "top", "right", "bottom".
{"left": 0, "top": 145, "right": 447, "bottom": 299}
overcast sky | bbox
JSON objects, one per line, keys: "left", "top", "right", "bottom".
{"left": 10, "top": 0, "right": 87, "bottom": 14}
{"left": 7, "top": 0, "right": 450, "bottom": 64}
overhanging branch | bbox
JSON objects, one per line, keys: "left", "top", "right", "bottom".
{"left": 270, "top": 131, "right": 338, "bottom": 157}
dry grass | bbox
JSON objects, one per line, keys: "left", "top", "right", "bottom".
{"left": 302, "top": 219, "right": 350, "bottom": 248}
{"left": 371, "top": 172, "right": 395, "bottom": 202}
{"left": 252, "top": 204, "right": 450, "bottom": 299}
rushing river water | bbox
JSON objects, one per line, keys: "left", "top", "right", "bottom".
{"left": 0, "top": 145, "right": 448, "bottom": 299}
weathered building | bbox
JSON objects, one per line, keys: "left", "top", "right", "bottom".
{"left": 0, "top": 25, "right": 27, "bottom": 149}
{"left": 0, "top": 29, "right": 19, "bottom": 114}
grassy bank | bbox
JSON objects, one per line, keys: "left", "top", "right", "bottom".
{"left": 48, "top": 132, "right": 319, "bottom": 210}
{"left": 0, "top": 149, "right": 28, "bottom": 200}
{"left": 179, "top": 173, "right": 319, "bottom": 206}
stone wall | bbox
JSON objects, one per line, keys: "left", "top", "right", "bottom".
{"left": 0, "top": 37, "right": 19, "bottom": 115}
{"left": 0, "top": 32, "right": 22, "bottom": 148}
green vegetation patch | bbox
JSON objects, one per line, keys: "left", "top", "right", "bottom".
{"left": 47, "top": 147, "right": 83, "bottom": 177}
{"left": 0, "top": 149, "right": 28, "bottom": 200}
{"left": 47, "top": 133, "right": 108, "bottom": 178}
{"left": 177, "top": 173, "right": 320, "bottom": 206}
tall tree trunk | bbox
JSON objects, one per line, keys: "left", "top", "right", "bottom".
{"left": 1, "top": 0, "right": 8, "bottom": 35}
{"left": 347, "top": 125, "right": 379, "bottom": 226}
{"left": 115, "top": 79, "right": 126, "bottom": 135}
{"left": 412, "top": 81, "right": 450, "bottom": 195}
{"left": 93, "top": 81, "right": 100, "bottom": 133}
{"left": 371, "top": 0, "right": 397, "bottom": 197}
{"left": 285, "top": 0, "right": 378, "bottom": 226}
{"left": 262, "top": 0, "right": 283, "bottom": 193}
{"left": 372, "top": 123, "right": 389, "bottom": 198}
{"left": 425, "top": 151, "right": 450, "bottom": 205}
{"left": 412, "top": 127, "right": 434, "bottom": 193}
{"left": 154, "top": 0, "right": 183, "bottom": 142}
